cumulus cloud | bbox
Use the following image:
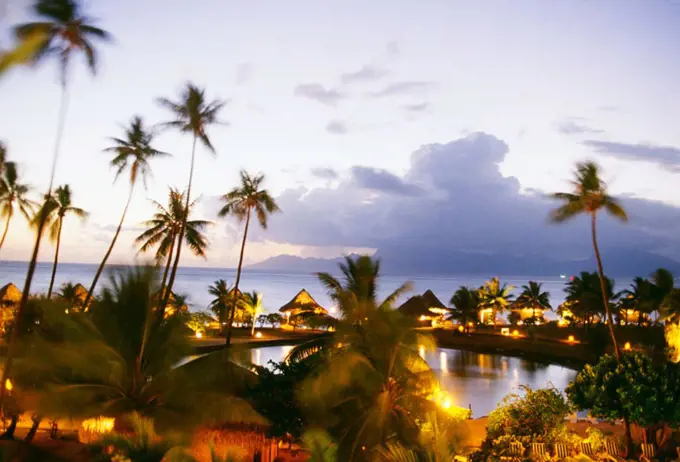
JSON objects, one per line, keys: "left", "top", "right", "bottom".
{"left": 311, "top": 167, "right": 339, "bottom": 180}
{"left": 582, "top": 139, "right": 680, "bottom": 172}
{"left": 555, "top": 119, "right": 604, "bottom": 135}
{"left": 248, "top": 133, "right": 680, "bottom": 268}
{"left": 294, "top": 83, "right": 345, "bottom": 106}
{"left": 351, "top": 166, "right": 423, "bottom": 196}
{"left": 326, "top": 120, "right": 348, "bottom": 134}
{"left": 369, "top": 81, "right": 436, "bottom": 98}
{"left": 340, "top": 65, "right": 389, "bottom": 84}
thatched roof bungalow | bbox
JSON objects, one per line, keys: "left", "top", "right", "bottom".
{"left": 279, "top": 289, "right": 327, "bottom": 317}
{"left": 0, "top": 283, "right": 21, "bottom": 307}
{"left": 398, "top": 289, "right": 447, "bottom": 325}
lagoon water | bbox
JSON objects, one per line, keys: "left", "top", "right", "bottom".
{"left": 0, "top": 261, "right": 634, "bottom": 316}
{"left": 250, "top": 344, "right": 577, "bottom": 417}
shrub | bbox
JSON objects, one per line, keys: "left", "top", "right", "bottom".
{"left": 487, "top": 385, "right": 571, "bottom": 443}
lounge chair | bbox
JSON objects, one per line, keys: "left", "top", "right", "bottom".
{"left": 579, "top": 442, "right": 596, "bottom": 459}
{"left": 640, "top": 443, "right": 657, "bottom": 462}
{"left": 554, "top": 443, "right": 569, "bottom": 460}
{"left": 604, "top": 439, "right": 625, "bottom": 462}
{"left": 531, "top": 442, "right": 549, "bottom": 462}
{"left": 500, "top": 442, "right": 525, "bottom": 462}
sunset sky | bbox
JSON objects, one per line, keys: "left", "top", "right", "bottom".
{"left": 2, "top": 0, "right": 680, "bottom": 267}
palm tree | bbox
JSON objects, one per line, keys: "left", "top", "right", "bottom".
{"left": 550, "top": 161, "right": 628, "bottom": 359}
{"left": 288, "top": 255, "right": 413, "bottom": 363}
{"left": 135, "top": 188, "right": 211, "bottom": 297}
{"left": 0, "top": 162, "right": 35, "bottom": 251}
{"left": 13, "top": 266, "right": 262, "bottom": 431}
{"left": 39, "top": 185, "right": 88, "bottom": 297}
{"left": 157, "top": 83, "right": 226, "bottom": 310}
{"left": 84, "top": 117, "right": 169, "bottom": 308}
{"left": 447, "top": 286, "right": 480, "bottom": 333}
{"left": 240, "top": 291, "right": 263, "bottom": 337}
{"left": 218, "top": 171, "right": 280, "bottom": 345}
{"left": 514, "top": 281, "right": 552, "bottom": 322}
{"left": 3, "top": 0, "right": 110, "bottom": 399}
{"left": 619, "top": 277, "right": 655, "bottom": 326}
{"left": 564, "top": 271, "right": 615, "bottom": 328}
{"left": 208, "top": 279, "right": 232, "bottom": 328}
{"left": 477, "top": 277, "right": 514, "bottom": 326}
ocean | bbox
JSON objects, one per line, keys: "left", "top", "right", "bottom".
{"left": 0, "top": 261, "right": 633, "bottom": 316}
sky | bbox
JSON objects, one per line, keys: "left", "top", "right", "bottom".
{"left": 1, "top": 0, "right": 680, "bottom": 268}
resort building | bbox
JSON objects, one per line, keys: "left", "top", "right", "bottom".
{"left": 398, "top": 289, "right": 448, "bottom": 326}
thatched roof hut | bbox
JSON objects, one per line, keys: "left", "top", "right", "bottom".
{"left": 279, "top": 289, "right": 327, "bottom": 316}
{"left": 398, "top": 290, "right": 447, "bottom": 319}
{"left": 0, "top": 283, "right": 21, "bottom": 307}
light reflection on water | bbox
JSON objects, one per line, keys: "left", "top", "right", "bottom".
{"left": 250, "top": 345, "right": 576, "bottom": 417}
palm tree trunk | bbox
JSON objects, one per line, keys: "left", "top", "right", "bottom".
{"left": 0, "top": 80, "right": 69, "bottom": 402}
{"left": 24, "top": 415, "right": 41, "bottom": 442}
{"left": 159, "top": 231, "right": 176, "bottom": 298}
{"left": 0, "top": 212, "right": 11, "bottom": 250}
{"left": 47, "top": 217, "right": 63, "bottom": 298}
{"left": 592, "top": 213, "right": 632, "bottom": 456}
{"left": 591, "top": 214, "right": 621, "bottom": 360}
{"left": 83, "top": 185, "right": 134, "bottom": 308}
{"left": 226, "top": 208, "right": 251, "bottom": 346}
{"left": 162, "top": 136, "right": 197, "bottom": 314}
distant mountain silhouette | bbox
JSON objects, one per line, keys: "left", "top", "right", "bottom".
{"left": 247, "top": 248, "right": 680, "bottom": 277}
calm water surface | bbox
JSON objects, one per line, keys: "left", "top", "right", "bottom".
{"left": 249, "top": 345, "right": 576, "bottom": 417}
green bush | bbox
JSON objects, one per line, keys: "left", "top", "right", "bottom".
{"left": 487, "top": 385, "right": 571, "bottom": 443}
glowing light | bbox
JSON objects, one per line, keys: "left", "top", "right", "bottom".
{"left": 255, "top": 331, "right": 263, "bottom": 338}
{"left": 624, "top": 342, "right": 632, "bottom": 351}
{"left": 5, "top": 379, "right": 12, "bottom": 392}
{"left": 568, "top": 335, "right": 575, "bottom": 344}
{"left": 458, "top": 325, "right": 464, "bottom": 333}
{"left": 440, "top": 351, "right": 448, "bottom": 374}
{"left": 80, "top": 417, "right": 115, "bottom": 443}
{"left": 195, "top": 331, "right": 203, "bottom": 339}
{"left": 512, "top": 330, "right": 519, "bottom": 338}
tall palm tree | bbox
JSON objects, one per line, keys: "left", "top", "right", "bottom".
{"left": 550, "top": 161, "right": 628, "bottom": 360}
{"left": 83, "top": 116, "right": 169, "bottom": 308}
{"left": 447, "top": 286, "right": 480, "bottom": 333}
{"left": 477, "top": 277, "right": 514, "bottom": 326}
{"left": 218, "top": 171, "right": 280, "bottom": 345}
{"left": 40, "top": 185, "right": 88, "bottom": 297}
{"left": 135, "top": 188, "right": 211, "bottom": 297}
{"left": 3, "top": 0, "right": 110, "bottom": 399}
{"left": 207, "top": 279, "right": 232, "bottom": 328}
{"left": 514, "top": 281, "right": 552, "bottom": 322}
{"left": 0, "top": 162, "right": 35, "bottom": 251}
{"left": 157, "top": 83, "right": 226, "bottom": 310}
{"left": 240, "top": 291, "right": 263, "bottom": 337}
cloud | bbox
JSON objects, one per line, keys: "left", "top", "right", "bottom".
{"left": 294, "top": 83, "right": 345, "bottom": 106}
{"left": 351, "top": 166, "right": 424, "bottom": 197}
{"left": 235, "top": 63, "right": 253, "bottom": 85}
{"left": 251, "top": 133, "right": 680, "bottom": 266}
{"left": 582, "top": 140, "right": 680, "bottom": 171}
{"left": 403, "top": 102, "right": 429, "bottom": 113}
{"left": 556, "top": 119, "right": 604, "bottom": 135}
{"left": 325, "top": 120, "right": 348, "bottom": 135}
{"left": 311, "top": 167, "right": 339, "bottom": 180}
{"left": 340, "top": 65, "right": 389, "bottom": 84}
{"left": 369, "top": 81, "right": 436, "bottom": 98}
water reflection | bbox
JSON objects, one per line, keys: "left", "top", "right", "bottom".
{"left": 251, "top": 345, "right": 576, "bottom": 417}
